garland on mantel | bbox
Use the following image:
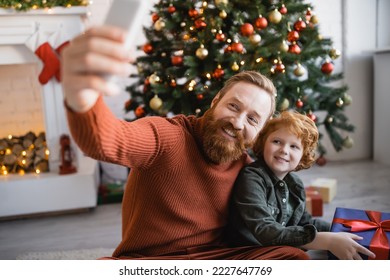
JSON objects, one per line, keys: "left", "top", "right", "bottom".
{"left": 0, "top": 0, "right": 90, "bottom": 11}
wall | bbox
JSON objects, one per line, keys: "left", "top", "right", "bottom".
{"left": 0, "top": 64, "right": 44, "bottom": 138}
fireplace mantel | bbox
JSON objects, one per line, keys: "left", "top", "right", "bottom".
{"left": 0, "top": 7, "right": 99, "bottom": 219}
{"left": 0, "top": 7, "right": 88, "bottom": 65}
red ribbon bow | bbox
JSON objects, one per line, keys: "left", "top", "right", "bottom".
{"left": 333, "top": 210, "right": 390, "bottom": 259}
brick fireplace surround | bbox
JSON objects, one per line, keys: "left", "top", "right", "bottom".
{"left": 0, "top": 7, "right": 99, "bottom": 219}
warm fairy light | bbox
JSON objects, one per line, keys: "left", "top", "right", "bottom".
{"left": 206, "top": 73, "right": 211, "bottom": 79}
{"left": 256, "top": 57, "right": 264, "bottom": 63}
{"left": 45, "top": 149, "right": 50, "bottom": 156}
{"left": 21, "top": 159, "right": 26, "bottom": 165}
{"left": 7, "top": 135, "right": 12, "bottom": 140}
{"left": 18, "top": 170, "right": 25, "bottom": 176}
{"left": 5, "top": 148, "right": 11, "bottom": 155}
{"left": 22, "top": 151, "right": 27, "bottom": 156}
{"left": 32, "top": 5, "right": 38, "bottom": 9}
{"left": 240, "top": 61, "right": 245, "bottom": 66}
{"left": 35, "top": 169, "right": 41, "bottom": 174}
{"left": 1, "top": 166, "right": 7, "bottom": 176}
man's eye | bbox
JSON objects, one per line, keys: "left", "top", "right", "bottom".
{"left": 248, "top": 116, "right": 258, "bottom": 124}
{"left": 228, "top": 103, "right": 239, "bottom": 110}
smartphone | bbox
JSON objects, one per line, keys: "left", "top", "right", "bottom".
{"left": 103, "top": 0, "right": 147, "bottom": 84}
{"left": 104, "top": 0, "right": 147, "bottom": 50}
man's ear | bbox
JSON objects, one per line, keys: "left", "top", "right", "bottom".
{"left": 210, "top": 92, "right": 221, "bottom": 108}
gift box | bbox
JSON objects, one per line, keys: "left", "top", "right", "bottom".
{"left": 305, "top": 187, "right": 323, "bottom": 216}
{"left": 309, "top": 178, "right": 337, "bottom": 202}
{"left": 97, "top": 183, "right": 124, "bottom": 205}
{"left": 329, "top": 207, "right": 390, "bottom": 260}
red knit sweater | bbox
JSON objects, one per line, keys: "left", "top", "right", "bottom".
{"left": 66, "top": 96, "right": 251, "bottom": 257}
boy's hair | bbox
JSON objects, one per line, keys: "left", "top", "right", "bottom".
{"left": 253, "top": 110, "right": 319, "bottom": 171}
{"left": 217, "top": 71, "right": 276, "bottom": 120}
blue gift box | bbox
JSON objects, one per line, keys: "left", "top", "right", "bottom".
{"left": 329, "top": 207, "right": 390, "bottom": 260}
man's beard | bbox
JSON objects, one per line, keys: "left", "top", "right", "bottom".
{"left": 202, "top": 109, "right": 251, "bottom": 164}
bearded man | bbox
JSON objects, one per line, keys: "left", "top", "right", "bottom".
{"left": 61, "top": 26, "right": 310, "bottom": 260}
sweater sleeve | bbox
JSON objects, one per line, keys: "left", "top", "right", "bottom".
{"left": 65, "top": 96, "right": 182, "bottom": 169}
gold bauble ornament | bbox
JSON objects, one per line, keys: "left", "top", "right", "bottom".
{"left": 343, "top": 94, "right": 352, "bottom": 106}
{"left": 311, "top": 15, "right": 319, "bottom": 24}
{"left": 343, "top": 136, "right": 354, "bottom": 149}
{"left": 249, "top": 34, "right": 261, "bottom": 44}
{"left": 294, "top": 63, "right": 305, "bottom": 77}
{"left": 154, "top": 19, "right": 165, "bottom": 31}
{"left": 231, "top": 62, "right": 240, "bottom": 71}
{"left": 329, "top": 48, "right": 341, "bottom": 60}
{"left": 279, "top": 98, "right": 290, "bottom": 111}
{"left": 149, "top": 73, "right": 160, "bottom": 84}
{"left": 279, "top": 40, "right": 289, "bottom": 52}
{"left": 219, "top": 10, "right": 227, "bottom": 19}
{"left": 268, "top": 9, "right": 282, "bottom": 24}
{"left": 215, "top": 0, "right": 228, "bottom": 7}
{"left": 149, "top": 95, "right": 163, "bottom": 111}
{"left": 196, "top": 45, "right": 208, "bottom": 60}
{"left": 336, "top": 97, "right": 344, "bottom": 107}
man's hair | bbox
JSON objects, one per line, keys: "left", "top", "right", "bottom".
{"left": 253, "top": 110, "right": 319, "bottom": 171}
{"left": 217, "top": 71, "right": 276, "bottom": 119}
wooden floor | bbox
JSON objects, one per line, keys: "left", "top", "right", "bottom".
{"left": 0, "top": 159, "right": 389, "bottom": 260}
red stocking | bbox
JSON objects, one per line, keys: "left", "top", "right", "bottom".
{"left": 35, "top": 42, "right": 60, "bottom": 85}
{"left": 55, "top": 41, "right": 70, "bottom": 82}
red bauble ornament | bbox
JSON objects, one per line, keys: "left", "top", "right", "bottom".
{"left": 289, "top": 43, "right": 301, "bottom": 54}
{"left": 321, "top": 61, "right": 334, "bottom": 75}
{"left": 188, "top": 9, "right": 198, "bottom": 18}
{"left": 135, "top": 106, "right": 145, "bottom": 118}
{"left": 194, "top": 19, "right": 207, "bottom": 29}
{"left": 216, "top": 32, "right": 226, "bottom": 42}
{"left": 294, "top": 18, "right": 307, "bottom": 32}
{"left": 168, "top": 5, "right": 176, "bottom": 14}
{"left": 240, "top": 23, "right": 254, "bottom": 36}
{"left": 224, "top": 45, "right": 232, "bottom": 53}
{"left": 307, "top": 112, "right": 317, "bottom": 122}
{"left": 295, "top": 99, "right": 303, "bottom": 108}
{"left": 125, "top": 99, "right": 132, "bottom": 109}
{"left": 213, "top": 67, "right": 225, "bottom": 79}
{"left": 316, "top": 156, "right": 327, "bottom": 166}
{"left": 275, "top": 62, "right": 285, "bottom": 73}
{"left": 306, "top": 9, "right": 312, "bottom": 21}
{"left": 279, "top": 4, "right": 288, "bottom": 15}
{"left": 196, "top": 94, "right": 204, "bottom": 100}
{"left": 169, "top": 79, "right": 177, "bottom": 87}
{"left": 231, "top": 42, "right": 244, "bottom": 53}
{"left": 143, "top": 43, "right": 153, "bottom": 54}
{"left": 255, "top": 16, "right": 268, "bottom": 29}
{"left": 152, "top": 13, "right": 159, "bottom": 23}
{"left": 171, "top": 56, "right": 183, "bottom": 66}
{"left": 287, "top": 30, "right": 299, "bottom": 42}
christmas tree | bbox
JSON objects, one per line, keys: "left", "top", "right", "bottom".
{"left": 125, "top": 0, "right": 354, "bottom": 161}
